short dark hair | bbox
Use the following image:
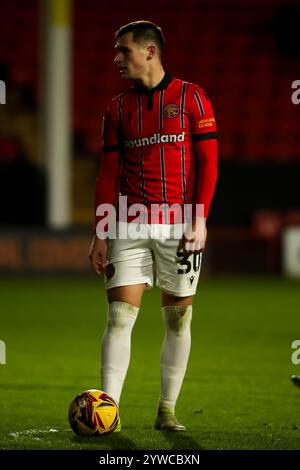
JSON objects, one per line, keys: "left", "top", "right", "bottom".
{"left": 115, "top": 20, "right": 165, "bottom": 59}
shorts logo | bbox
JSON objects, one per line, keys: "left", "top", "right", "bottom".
{"left": 189, "top": 275, "right": 195, "bottom": 285}
{"left": 164, "top": 103, "right": 179, "bottom": 118}
{"left": 105, "top": 263, "right": 115, "bottom": 279}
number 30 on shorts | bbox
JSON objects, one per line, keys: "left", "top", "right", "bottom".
{"left": 176, "top": 252, "right": 201, "bottom": 274}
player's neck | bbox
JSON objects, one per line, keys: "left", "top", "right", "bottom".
{"left": 135, "top": 67, "right": 165, "bottom": 91}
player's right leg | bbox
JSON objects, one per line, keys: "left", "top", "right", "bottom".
{"left": 101, "top": 284, "right": 146, "bottom": 433}
{"left": 100, "top": 226, "right": 153, "bottom": 431}
{"left": 102, "top": 284, "right": 146, "bottom": 397}
{"left": 106, "top": 284, "right": 146, "bottom": 307}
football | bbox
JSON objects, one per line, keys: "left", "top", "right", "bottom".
{"left": 68, "top": 389, "right": 119, "bottom": 436}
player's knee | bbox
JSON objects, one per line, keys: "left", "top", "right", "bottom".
{"left": 107, "top": 313, "right": 130, "bottom": 330}
{"left": 107, "top": 301, "right": 139, "bottom": 330}
{"left": 163, "top": 305, "right": 192, "bottom": 333}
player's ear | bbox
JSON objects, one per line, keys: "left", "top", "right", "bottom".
{"left": 147, "top": 45, "right": 155, "bottom": 60}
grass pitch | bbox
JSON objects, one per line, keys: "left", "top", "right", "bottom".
{"left": 0, "top": 275, "right": 300, "bottom": 450}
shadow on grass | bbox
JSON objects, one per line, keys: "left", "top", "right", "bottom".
{"left": 157, "top": 430, "right": 203, "bottom": 450}
{"left": 71, "top": 433, "right": 138, "bottom": 450}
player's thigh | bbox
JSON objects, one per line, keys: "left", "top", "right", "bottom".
{"left": 107, "top": 283, "right": 147, "bottom": 308}
{"left": 161, "top": 291, "right": 193, "bottom": 307}
{"left": 153, "top": 233, "right": 202, "bottom": 297}
{"left": 105, "top": 228, "right": 154, "bottom": 299}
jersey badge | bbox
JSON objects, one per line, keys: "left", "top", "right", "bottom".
{"left": 164, "top": 103, "right": 180, "bottom": 118}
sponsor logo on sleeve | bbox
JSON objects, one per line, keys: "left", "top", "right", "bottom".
{"left": 197, "top": 117, "right": 216, "bottom": 129}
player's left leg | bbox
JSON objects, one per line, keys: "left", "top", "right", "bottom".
{"left": 152, "top": 225, "right": 202, "bottom": 431}
{"left": 154, "top": 292, "right": 193, "bottom": 432}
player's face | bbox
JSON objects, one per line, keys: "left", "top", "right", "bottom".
{"left": 114, "top": 32, "right": 149, "bottom": 80}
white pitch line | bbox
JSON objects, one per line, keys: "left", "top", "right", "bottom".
{"left": 9, "top": 428, "right": 59, "bottom": 439}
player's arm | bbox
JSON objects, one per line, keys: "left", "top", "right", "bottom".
{"left": 179, "top": 86, "right": 218, "bottom": 253}
{"left": 89, "top": 103, "right": 122, "bottom": 274}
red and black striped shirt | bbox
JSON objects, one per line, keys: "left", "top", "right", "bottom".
{"left": 96, "top": 72, "right": 218, "bottom": 224}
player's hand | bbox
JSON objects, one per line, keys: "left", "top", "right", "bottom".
{"left": 89, "top": 236, "right": 108, "bottom": 274}
{"left": 177, "top": 217, "right": 207, "bottom": 254}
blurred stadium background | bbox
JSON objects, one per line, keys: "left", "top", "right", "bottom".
{"left": 1, "top": 0, "right": 300, "bottom": 451}
{"left": 0, "top": 0, "right": 300, "bottom": 275}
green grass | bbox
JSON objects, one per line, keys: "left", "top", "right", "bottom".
{"left": 0, "top": 275, "right": 300, "bottom": 450}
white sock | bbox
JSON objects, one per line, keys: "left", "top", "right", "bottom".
{"left": 101, "top": 301, "right": 139, "bottom": 404}
{"left": 158, "top": 305, "right": 193, "bottom": 414}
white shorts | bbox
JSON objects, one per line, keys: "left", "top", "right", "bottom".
{"left": 104, "top": 222, "right": 202, "bottom": 297}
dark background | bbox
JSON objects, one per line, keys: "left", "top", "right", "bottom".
{"left": 0, "top": 0, "right": 299, "bottom": 272}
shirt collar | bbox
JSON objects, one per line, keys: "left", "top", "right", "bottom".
{"left": 134, "top": 71, "right": 173, "bottom": 94}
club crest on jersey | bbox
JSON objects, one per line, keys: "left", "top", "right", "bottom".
{"left": 164, "top": 103, "right": 180, "bottom": 118}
